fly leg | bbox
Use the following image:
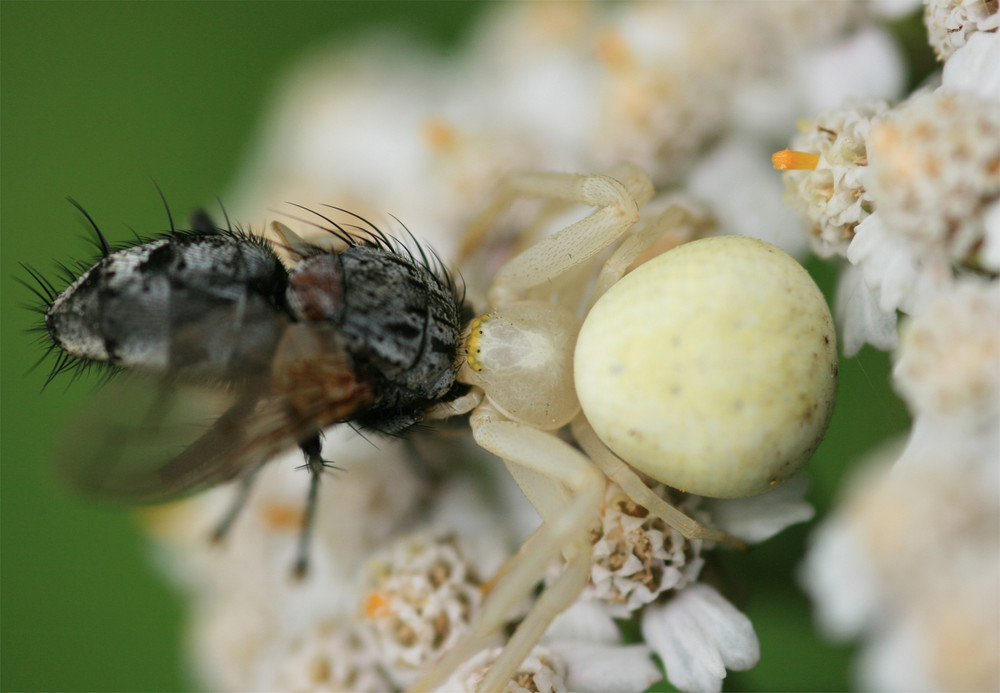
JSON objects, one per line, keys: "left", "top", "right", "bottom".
{"left": 209, "top": 468, "right": 261, "bottom": 543}
{"left": 292, "top": 433, "right": 337, "bottom": 579}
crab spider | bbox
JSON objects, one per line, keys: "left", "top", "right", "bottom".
{"left": 416, "top": 163, "right": 837, "bottom": 691}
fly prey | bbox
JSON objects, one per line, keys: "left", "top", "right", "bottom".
{"left": 29, "top": 204, "right": 465, "bottom": 576}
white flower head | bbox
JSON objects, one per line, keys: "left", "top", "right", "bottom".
{"left": 778, "top": 100, "right": 891, "bottom": 258}
{"left": 802, "top": 446, "right": 1000, "bottom": 691}
{"left": 586, "top": 482, "right": 705, "bottom": 617}
{"left": 846, "top": 209, "right": 953, "bottom": 316}
{"left": 893, "top": 279, "right": 1000, "bottom": 420}
{"left": 892, "top": 280, "right": 1000, "bottom": 464}
{"left": 866, "top": 88, "right": 1000, "bottom": 270}
{"left": 436, "top": 645, "right": 568, "bottom": 693}
{"left": 589, "top": 2, "right": 736, "bottom": 183}
{"left": 359, "top": 529, "right": 485, "bottom": 688}
{"left": 924, "top": 0, "right": 1000, "bottom": 60}
{"left": 148, "top": 432, "right": 431, "bottom": 691}
{"left": 146, "top": 427, "right": 428, "bottom": 609}
{"left": 263, "top": 618, "right": 391, "bottom": 693}
{"left": 941, "top": 30, "right": 1000, "bottom": 102}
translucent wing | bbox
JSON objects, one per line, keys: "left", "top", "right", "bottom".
{"left": 53, "top": 323, "right": 377, "bottom": 504}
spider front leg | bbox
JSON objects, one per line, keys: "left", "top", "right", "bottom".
{"left": 474, "top": 166, "right": 653, "bottom": 306}
{"left": 459, "top": 163, "right": 654, "bottom": 272}
{"left": 589, "top": 200, "right": 712, "bottom": 305}
{"left": 407, "top": 404, "right": 604, "bottom": 693}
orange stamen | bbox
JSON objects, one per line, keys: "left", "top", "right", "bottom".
{"left": 260, "top": 501, "right": 304, "bottom": 530}
{"left": 422, "top": 117, "right": 456, "bottom": 151}
{"left": 365, "top": 591, "right": 391, "bottom": 619}
{"left": 597, "top": 30, "right": 634, "bottom": 71}
{"left": 772, "top": 149, "right": 820, "bottom": 171}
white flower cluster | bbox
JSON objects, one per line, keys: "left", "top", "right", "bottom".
{"left": 780, "top": 12, "right": 1000, "bottom": 691}
{"left": 359, "top": 531, "right": 484, "bottom": 688}
{"left": 586, "top": 483, "right": 704, "bottom": 617}
{"left": 135, "top": 3, "right": 930, "bottom": 692}
{"left": 439, "top": 646, "right": 568, "bottom": 693}
{"left": 226, "top": 2, "right": 907, "bottom": 263}
{"left": 780, "top": 100, "right": 891, "bottom": 258}
{"left": 267, "top": 618, "right": 390, "bottom": 693}
{"left": 866, "top": 88, "right": 1000, "bottom": 265}
{"left": 924, "top": 0, "right": 1000, "bottom": 59}
{"left": 565, "top": 479, "right": 813, "bottom": 692}
{"left": 779, "top": 31, "right": 999, "bottom": 354}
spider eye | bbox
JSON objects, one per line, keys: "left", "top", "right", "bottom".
{"left": 461, "top": 302, "right": 581, "bottom": 430}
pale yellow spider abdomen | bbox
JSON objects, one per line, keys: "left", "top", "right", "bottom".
{"left": 575, "top": 235, "right": 838, "bottom": 498}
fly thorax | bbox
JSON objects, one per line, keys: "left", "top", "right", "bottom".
{"left": 288, "top": 246, "right": 461, "bottom": 404}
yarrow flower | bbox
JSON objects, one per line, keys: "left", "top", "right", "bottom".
{"left": 551, "top": 479, "right": 812, "bottom": 692}
{"left": 125, "top": 3, "right": 915, "bottom": 691}
{"left": 437, "top": 646, "right": 568, "bottom": 693}
{"left": 776, "top": 100, "right": 890, "bottom": 258}
{"left": 924, "top": 0, "right": 1000, "bottom": 60}
{"left": 892, "top": 280, "right": 1000, "bottom": 469}
{"left": 801, "top": 445, "right": 1000, "bottom": 691}
{"left": 845, "top": 54, "right": 1000, "bottom": 328}
{"left": 264, "top": 618, "right": 390, "bottom": 693}
{"left": 865, "top": 89, "right": 1000, "bottom": 269}
{"left": 781, "top": 12, "right": 1000, "bottom": 691}
{"left": 779, "top": 29, "right": 1000, "bottom": 354}
{"left": 359, "top": 530, "right": 484, "bottom": 688}
{"left": 585, "top": 482, "right": 704, "bottom": 616}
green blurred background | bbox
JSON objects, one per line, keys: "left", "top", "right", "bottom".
{"left": 2, "top": 3, "right": 915, "bottom": 691}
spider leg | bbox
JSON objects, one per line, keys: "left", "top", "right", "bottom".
{"left": 407, "top": 405, "right": 604, "bottom": 693}
{"left": 572, "top": 416, "right": 747, "bottom": 549}
{"left": 589, "top": 201, "right": 708, "bottom": 304}
{"left": 488, "top": 170, "right": 642, "bottom": 305}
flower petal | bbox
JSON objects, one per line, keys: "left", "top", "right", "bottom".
{"left": 835, "top": 261, "right": 898, "bottom": 356}
{"left": 545, "top": 600, "right": 621, "bottom": 645}
{"left": 547, "top": 642, "right": 661, "bottom": 693}
{"left": 642, "top": 584, "right": 760, "bottom": 693}
{"left": 706, "top": 475, "right": 814, "bottom": 544}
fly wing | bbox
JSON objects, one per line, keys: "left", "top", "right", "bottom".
{"left": 53, "top": 323, "right": 377, "bottom": 503}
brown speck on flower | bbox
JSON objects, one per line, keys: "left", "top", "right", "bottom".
{"left": 309, "top": 655, "right": 331, "bottom": 684}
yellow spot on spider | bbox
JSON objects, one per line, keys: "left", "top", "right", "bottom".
{"left": 365, "top": 591, "right": 392, "bottom": 619}
{"left": 465, "top": 314, "right": 491, "bottom": 372}
{"left": 772, "top": 149, "right": 820, "bottom": 170}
